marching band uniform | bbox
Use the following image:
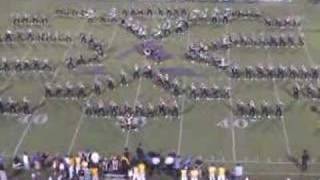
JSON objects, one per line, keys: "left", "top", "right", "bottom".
{"left": 208, "top": 166, "right": 216, "bottom": 180}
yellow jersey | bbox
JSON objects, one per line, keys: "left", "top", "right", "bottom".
{"left": 208, "top": 166, "right": 216, "bottom": 175}
{"left": 91, "top": 168, "right": 98, "bottom": 177}
{"left": 75, "top": 157, "right": 81, "bottom": 166}
{"left": 138, "top": 163, "right": 146, "bottom": 173}
{"left": 69, "top": 157, "right": 75, "bottom": 166}
{"left": 218, "top": 167, "right": 225, "bottom": 176}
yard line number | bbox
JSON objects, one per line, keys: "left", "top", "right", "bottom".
{"left": 217, "top": 118, "right": 249, "bottom": 129}
{"left": 18, "top": 113, "right": 48, "bottom": 125}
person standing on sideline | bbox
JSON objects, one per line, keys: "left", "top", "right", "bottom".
{"left": 180, "top": 167, "right": 188, "bottom": 180}
{"left": 0, "top": 163, "right": 8, "bottom": 180}
{"left": 217, "top": 165, "right": 226, "bottom": 180}
{"left": 233, "top": 163, "right": 243, "bottom": 180}
{"left": 208, "top": 164, "right": 216, "bottom": 180}
{"left": 301, "top": 149, "right": 310, "bottom": 172}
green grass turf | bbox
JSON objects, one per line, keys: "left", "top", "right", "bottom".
{"left": 0, "top": 0, "right": 320, "bottom": 179}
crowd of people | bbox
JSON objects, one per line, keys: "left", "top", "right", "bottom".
{"left": 0, "top": 147, "right": 313, "bottom": 180}
{"left": 84, "top": 98, "right": 179, "bottom": 119}
{"left": 0, "top": 30, "right": 72, "bottom": 44}
{"left": 292, "top": 82, "right": 320, "bottom": 100}
{"left": 0, "top": 146, "right": 249, "bottom": 180}
{"left": 228, "top": 64, "right": 319, "bottom": 80}
{"left": 234, "top": 100, "right": 284, "bottom": 119}
{"left": 0, "top": 57, "right": 54, "bottom": 74}
{"left": 53, "top": 6, "right": 302, "bottom": 41}
{"left": 10, "top": 13, "right": 49, "bottom": 27}
{"left": 0, "top": 96, "right": 35, "bottom": 115}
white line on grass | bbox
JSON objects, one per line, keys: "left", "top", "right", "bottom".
{"left": 13, "top": 19, "right": 86, "bottom": 156}
{"left": 106, "top": 25, "right": 119, "bottom": 52}
{"left": 225, "top": 24, "right": 237, "bottom": 162}
{"left": 300, "top": 23, "right": 316, "bottom": 66}
{"left": 176, "top": 95, "right": 186, "bottom": 155}
{"left": 246, "top": 171, "right": 320, "bottom": 176}
{"left": 66, "top": 16, "right": 118, "bottom": 154}
{"left": 176, "top": 28, "right": 191, "bottom": 154}
{"left": 12, "top": 54, "right": 64, "bottom": 157}
{"left": 206, "top": 158, "right": 320, "bottom": 165}
{"left": 124, "top": 77, "right": 143, "bottom": 147}
{"left": 12, "top": 119, "right": 32, "bottom": 157}
{"left": 67, "top": 94, "right": 93, "bottom": 154}
{"left": 67, "top": 116, "right": 83, "bottom": 154}
{"left": 268, "top": 52, "right": 292, "bottom": 156}
{"left": 11, "top": 45, "right": 39, "bottom": 157}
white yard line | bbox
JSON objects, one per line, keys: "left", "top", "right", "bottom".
{"left": 107, "top": 24, "right": 119, "bottom": 52}
{"left": 12, "top": 120, "right": 32, "bottom": 157}
{"left": 12, "top": 53, "right": 64, "bottom": 157}
{"left": 300, "top": 24, "right": 316, "bottom": 66}
{"left": 13, "top": 20, "right": 86, "bottom": 156}
{"left": 268, "top": 52, "right": 292, "bottom": 156}
{"left": 67, "top": 114, "right": 84, "bottom": 154}
{"left": 67, "top": 95, "right": 92, "bottom": 154}
{"left": 11, "top": 46, "right": 38, "bottom": 157}
{"left": 124, "top": 77, "right": 143, "bottom": 147}
{"left": 225, "top": 24, "right": 237, "bottom": 162}
{"left": 176, "top": 95, "right": 186, "bottom": 155}
{"left": 66, "top": 18, "right": 114, "bottom": 153}
{"left": 246, "top": 171, "right": 320, "bottom": 176}
{"left": 302, "top": 39, "right": 315, "bottom": 66}
{"left": 176, "top": 29, "right": 191, "bottom": 154}
{"left": 272, "top": 80, "right": 292, "bottom": 155}
{"left": 207, "top": 158, "right": 320, "bottom": 165}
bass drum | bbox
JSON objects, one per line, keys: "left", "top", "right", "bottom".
{"left": 143, "top": 48, "right": 152, "bottom": 56}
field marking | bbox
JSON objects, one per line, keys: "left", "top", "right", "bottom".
{"left": 175, "top": 28, "right": 191, "bottom": 154}
{"left": 176, "top": 95, "right": 186, "bottom": 155}
{"left": 246, "top": 171, "right": 320, "bottom": 176}
{"left": 64, "top": 17, "right": 106, "bottom": 154}
{"left": 300, "top": 24, "right": 316, "bottom": 66}
{"left": 12, "top": 64, "right": 62, "bottom": 157}
{"left": 11, "top": 45, "right": 39, "bottom": 157}
{"left": 67, "top": 93, "right": 93, "bottom": 154}
{"left": 106, "top": 24, "right": 119, "bottom": 52}
{"left": 225, "top": 24, "right": 237, "bottom": 162}
{"left": 268, "top": 52, "right": 292, "bottom": 156}
{"left": 272, "top": 80, "right": 292, "bottom": 155}
{"left": 207, "top": 158, "right": 320, "bottom": 165}
{"left": 12, "top": 119, "right": 32, "bottom": 157}
{"left": 67, "top": 112, "right": 85, "bottom": 154}
{"left": 124, "top": 77, "right": 143, "bottom": 147}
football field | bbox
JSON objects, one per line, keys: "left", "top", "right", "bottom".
{"left": 0, "top": 0, "right": 320, "bottom": 179}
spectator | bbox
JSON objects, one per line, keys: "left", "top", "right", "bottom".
{"left": 233, "top": 163, "right": 244, "bottom": 180}
{"left": 0, "top": 164, "right": 8, "bottom": 180}
{"left": 208, "top": 164, "right": 217, "bottom": 180}
{"left": 22, "top": 152, "right": 30, "bottom": 170}
{"left": 218, "top": 165, "right": 226, "bottom": 180}
{"left": 301, "top": 149, "right": 310, "bottom": 172}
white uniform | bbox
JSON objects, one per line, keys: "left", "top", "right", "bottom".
{"left": 128, "top": 169, "right": 133, "bottom": 180}
{"left": 22, "top": 154, "right": 30, "bottom": 170}
{"left": 180, "top": 169, "right": 187, "bottom": 180}
{"left": 132, "top": 167, "right": 139, "bottom": 180}
{"left": 138, "top": 163, "right": 146, "bottom": 180}
{"left": 0, "top": 170, "right": 8, "bottom": 180}
{"left": 190, "top": 169, "right": 199, "bottom": 180}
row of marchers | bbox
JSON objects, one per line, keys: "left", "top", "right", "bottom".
{"left": 83, "top": 99, "right": 180, "bottom": 118}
